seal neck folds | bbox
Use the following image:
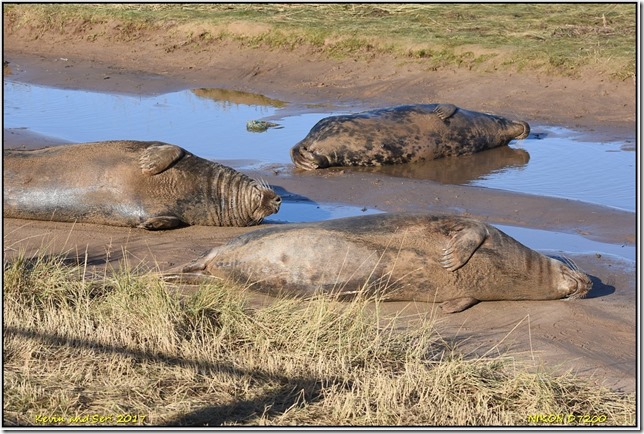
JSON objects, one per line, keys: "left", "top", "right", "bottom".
{"left": 202, "top": 164, "right": 281, "bottom": 227}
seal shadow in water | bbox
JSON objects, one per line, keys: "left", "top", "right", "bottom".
{"left": 346, "top": 146, "right": 530, "bottom": 184}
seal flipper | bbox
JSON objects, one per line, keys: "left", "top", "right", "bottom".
{"left": 433, "top": 104, "right": 458, "bottom": 121}
{"left": 139, "top": 143, "right": 185, "bottom": 176}
{"left": 138, "top": 216, "right": 184, "bottom": 230}
{"left": 440, "top": 297, "right": 479, "bottom": 313}
{"left": 181, "top": 247, "right": 222, "bottom": 273}
{"left": 440, "top": 221, "right": 489, "bottom": 271}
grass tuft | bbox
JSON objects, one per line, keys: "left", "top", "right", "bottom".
{"left": 3, "top": 253, "right": 636, "bottom": 426}
{"left": 3, "top": 3, "right": 635, "bottom": 79}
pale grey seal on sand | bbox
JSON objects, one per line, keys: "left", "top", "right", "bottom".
{"left": 174, "top": 213, "right": 591, "bottom": 313}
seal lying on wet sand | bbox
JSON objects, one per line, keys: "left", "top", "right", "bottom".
{"left": 291, "top": 104, "right": 530, "bottom": 170}
{"left": 3, "top": 140, "right": 281, "bottom": 229}
{"left": 173, "top": 213, "right": 591, "bottom": 313}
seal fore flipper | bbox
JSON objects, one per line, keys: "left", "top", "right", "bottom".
{"left": 433, "top": 104, "right": 458, "bottom": 121}
{"left": 138, "top": 216, "right": 184, "bottom": 230}
{"left": 440, "top": 297, "right": 479, "bottom": 313}
{"left": 440, "top": 221, "right": 489, "bottom": 271}
{"left": 139, "top": 143, "right": 185, "bottom": 176}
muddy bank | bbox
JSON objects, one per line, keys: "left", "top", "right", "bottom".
{"left": 2, "top": 32, "right": 637, "bottom": 395}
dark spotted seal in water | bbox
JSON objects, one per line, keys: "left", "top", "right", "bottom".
{"left": 3, "top": 140, "right": 281, "bottom": 230}
{"left": 174, "top": 213, "right": 591, "bottom": 313}
{"left": 290, "top": 104, "right": 530, "bottom": 170}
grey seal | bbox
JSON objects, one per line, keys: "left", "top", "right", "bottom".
{"left": 3, "top": 140, "right": 281, "bottom": 229}
{"left": 291, "top": 104, "right": 530, "bottom": 170}
{"left": 175, "top": 213, "right": 591, "bottom": 313}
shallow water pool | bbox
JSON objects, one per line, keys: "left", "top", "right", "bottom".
{"left": 4, "top": 80, "right": 635, "bottom": 213}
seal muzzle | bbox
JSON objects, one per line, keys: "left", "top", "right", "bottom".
{"left": 514, "top": 121, "right": 530, "bottom": 140}
{"left": 291, "top": 144, "right": 330, "bottom": 170}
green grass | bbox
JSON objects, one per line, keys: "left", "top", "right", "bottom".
{"left": 3, "top": 252, "right": 636, "bottom": 426}
{"left": 3, "top": 3, "right": 636, "bottom": 79}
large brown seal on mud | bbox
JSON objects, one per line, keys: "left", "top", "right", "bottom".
{"left": 175, "top": 213, "right": 591, "bottom": 313}
{"left": 290, "top": 104, "right": 530, "bottom": 170}
{"left": 3, "top": 140, "right": 281, "bottom": 229}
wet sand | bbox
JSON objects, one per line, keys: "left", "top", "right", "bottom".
{"left": 3, "top": 36, "right": 637, "bottom": 394}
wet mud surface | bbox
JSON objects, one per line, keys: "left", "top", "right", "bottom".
{"left": 2, "top": 49, "right": 637, "bottom": 393}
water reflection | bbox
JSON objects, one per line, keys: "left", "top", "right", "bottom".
{"left": 191, "top": 88, "right": 286, "bottom": 108}
{"left": 348, "top": 146, "right": 530, "bottom": 184}
{"left": 2, "top": 81, "right": 288, "bottom": 162}
{"left": 471, "top": 127, "right": 635, "bottom": 212}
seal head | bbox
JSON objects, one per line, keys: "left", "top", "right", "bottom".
{"left": 548, "top": 256, "right": 592, "bottom": 300}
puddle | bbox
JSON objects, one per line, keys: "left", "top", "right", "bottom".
{"left": 268, "top": 201, "right": 382, "bottom": 224}
{"left": 3, "top": 80, "right": 636, "bottom": 214}
{"left": 2, "top": 81, "right": 310, "bottom": 165}
{"left": 352, "top": 127, "right": 635, "bottom": 212}
{"left": 471, "top": 128, "right": 635, "bottom": 212}
{"left": 269, "top": 199, "right": 634, "bottom": 261}
{"left": 494, "top": 224, "right": 635, "bottom": 262}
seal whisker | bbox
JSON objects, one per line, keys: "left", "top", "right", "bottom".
{"left": 549, "top": 254, "right": 581, "bottom": 272}
{"left": 563, "top": 256, "right": 580, "bottom": 271}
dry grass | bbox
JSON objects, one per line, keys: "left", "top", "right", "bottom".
{"left": 3, "top": 3, "right": 636, "bottom": 79}
{"left": 3, "top": 252, "right": 636, "bottom": 427}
